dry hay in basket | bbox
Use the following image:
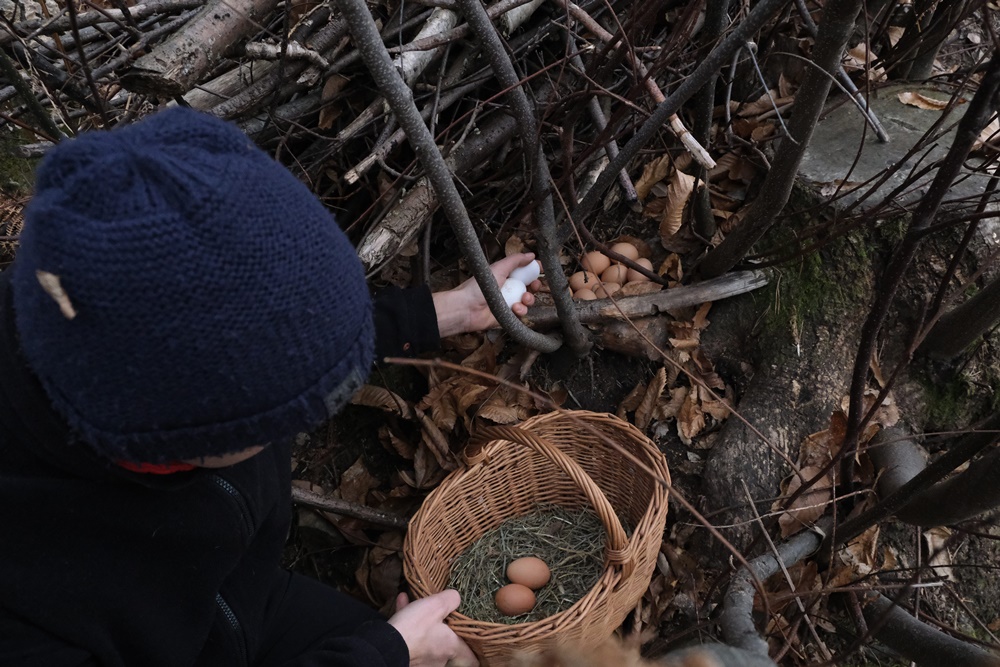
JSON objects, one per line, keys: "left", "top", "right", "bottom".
{"left": 448, "top": 505, "right": 628, "bottom": 624}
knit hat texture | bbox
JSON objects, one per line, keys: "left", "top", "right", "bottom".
{"left": 11, "top": 107, "right": 374, "bottom": 463}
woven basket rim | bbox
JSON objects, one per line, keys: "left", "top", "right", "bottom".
{"left": 403, "top": 410, "right": 671, "bottom": 644}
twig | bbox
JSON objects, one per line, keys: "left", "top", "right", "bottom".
{"left": 122, "top": 0, "right": 282, "bottom": 96}
{"left": 793, "top": 0, "right": 890, "bottom": 143}
{"left": 742, "top": 481, "right": 832, "bottom": 661}
{"left": 720, "top": 518, "right": 830, "bottom": 656}
{"left": 245, "top": 41, "right": 329, "bottom": 68}
{"left": 2, "top": 0, "right": 203, "bottom": 44}
{"left": 290, "top": 485, "right": 408, "bottom": 529}
{"left": 551, "top": 0, "right": 715, "bottom": 169}
{"left": 64, "top": 0, "right": 111, "bottom": 126}
{"left": 0, "top": 48, "right": 63, "bottom": 140}
{"left": 569, "top": 0, "right": 789, "bottom": 240}
{"left": 566, "top": 37, "right": 636, "bottom": 204}
{"left": 337, "top": 0, "right": 561, "bottom": 353}
{"left": 698, "top": 0, "right": 865, "bottom": 278}
{"left": 456, "top": 0, "right": 590, "bottom": 356}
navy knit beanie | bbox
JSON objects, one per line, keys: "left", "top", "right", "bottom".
{"left": 11, "top": 107, "right": 375, "bottom": 463}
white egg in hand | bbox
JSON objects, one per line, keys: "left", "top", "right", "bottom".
{"left": 508, "top": 260, "right": 540, "bottom": 285}
{"left": 500, "top": 279, "right": 527, "bottom": 307}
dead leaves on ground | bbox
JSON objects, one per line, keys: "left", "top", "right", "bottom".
{"left": 774, "top": 390, "right": 899, "bottom": 538}
{"left": 617, "top": 302, "right": 732, "bottom": 447}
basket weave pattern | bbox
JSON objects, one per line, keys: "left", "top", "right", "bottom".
{"left": 403, "top": 411, "right": 671, "bottom": 665}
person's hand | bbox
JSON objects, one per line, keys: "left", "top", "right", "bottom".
{"left": 388, "top": 590, "right": 479, "bottom": 667}
{"left": 432, "top": 253, "right": 541, "bottom": 338}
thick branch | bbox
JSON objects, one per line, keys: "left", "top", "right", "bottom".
{"left": 290, "top": 485, "right": 408, "bottom": 529}
{"left": 920, "top": 273, "right": 1000, "bottom": 359}
{"left": 836, "top": 53, "right": 1000, "bottom": 484}
{"left": 1, "top": 0, "right": 204, "bottom": 45}
{"left": 522, "top": 270, "right": 769, "bottom": 328}
{"left": 455, "top": 0, "right": 591, "bottom": 356}
{"left": 825, "top": 411, "right": 1000, "bottom": 552}
{"left": 720, "top": 522, "right": 826, "bottom": 656}
{"left": 863, "top": 593, "right": 1000, "bottom": 666}
{"left": 122, "top": 0, "right": 281, "bottom": 96}
{"left": 337, "top": 0, "right": 561, "bottom": 353}
{"left": 869, "top": 426, "right": 1000, "bottom": 527}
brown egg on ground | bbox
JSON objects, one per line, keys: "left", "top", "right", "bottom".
{"left": 626, "top": 258, "right": 654, "bottom": 283}
{"left": 507, "top": 557, "right": 551, "bottom": 590}
{"left": 593, "top": 282, "right": 620, "bottom": 298}
{"left": 568, "top": 270, "right": 598, "bottom": 293}
{"left": 609, "top": 242, "right": 639, "bottom": 261}
{"left": 574, "top": 288, "right": 597, "bottom": 301}
{"left": 580, "top": 251, "right": 610, "bottom": 275}
{"left": 495, "top": 583, "right": 536, "bottom": 616}
{"left": 601, "top": 264, "right": 628, "bottom": 285}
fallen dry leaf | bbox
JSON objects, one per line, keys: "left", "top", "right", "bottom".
{"left": 317, "top": 74, "right": 350, "bottom": 129}
{"left": 676, "top": 389, "right": 706, "bottom": 445}
{"left": 974, "top": 115, "right": 1000, "bottom": 152}
{"left": 923, "top": 526, "right": 955, "bottom": 581}
{"left": 337, "top": 457, "right": 380, "bottom": 505}
{"left": 777, "top": 466, "right": 833, "bottom": 537}
{"left": 636, "top": 367, "right": 667, "bottom": 431}
{"left": 620, "top": 281, "right": 663, "bottom": 297}
{"left": 843, "top": 43, "right": 885, "bottom": 80}
{"left": 897, "top": 90, "right": 950, "bottom": 110}
{"left": 618, "top": 381, "right": 646, "bottom": 420}
{"left": 634, "top": 154, "right": 673, "bottom": 201}
{"left": 660, "top": 170, "right": 697, "bottom": 245}
{"left": 352, "top": 385, "right": 414, "bottom": 419}
{"left": 659, "top": 253, "right": 683, "bottom": 283}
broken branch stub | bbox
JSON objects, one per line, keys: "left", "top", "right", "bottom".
{"left": 122, "top": 0, "right": 281, "bottom": 96}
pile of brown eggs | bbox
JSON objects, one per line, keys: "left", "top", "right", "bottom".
{"left": 569, "top": 242, "right": 654, "bottom": 300}
{"left": 494, "top": 556, "right": 551, "bottom": 616}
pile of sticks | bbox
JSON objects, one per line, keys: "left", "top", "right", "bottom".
{"left": 2, "top": 0, "right": 780, "bottom": 353}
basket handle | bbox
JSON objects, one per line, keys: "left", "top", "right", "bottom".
{"left": 468, "top": 424, "right": 636, "bottom": 578}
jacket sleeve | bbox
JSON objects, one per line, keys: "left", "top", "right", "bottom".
{"left": 372, "top": 285, "right": 440, "bottom": 361}
{"left": 0, "top": 613, "right": 98, "bottom": 667}
{"left": 278, "top": 620, "right": 409, "bottom": 667}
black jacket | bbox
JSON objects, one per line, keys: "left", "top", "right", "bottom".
{"left": 0, "top": 271, "right": 439, "bottom": 666}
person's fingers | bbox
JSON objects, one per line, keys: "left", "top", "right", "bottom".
{"left": 424, "top": 589, "right": 462, "bottom": 621}
{"left": 395, "top": 592, "right": 409, "bottom": 612}
{"left": 521, "top": 292, "right": 535, "bottom": 307}
{"left": 527, "top": 278, "right": 542, "bottom": 292}
{"left": 491, "top": 253, "right": 535, "bottom": 281}
{"left": 511, "top": 303, "right": 527, "bottom": 316}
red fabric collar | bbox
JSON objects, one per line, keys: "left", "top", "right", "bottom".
{"left": 116, "top": 460, "right": 197, "bottom": 475}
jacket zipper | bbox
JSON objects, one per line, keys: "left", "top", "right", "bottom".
{"left": 211, "top": 475, "right": 254, "bottom": 538}
{"left": 215, "top": 592, "right": 249, "bottom": 666}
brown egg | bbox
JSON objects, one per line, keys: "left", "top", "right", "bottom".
{"left": 626, "top": 258, "right": 654, "bottom": 283}
{"left": 601, "top": 264, "right": 628, "bottom": 285}
{"left": 495, "top": 583, "right": 536, "bottom": 616}
{"left": 609, "top": 242, "right": 639, "bottom": 261}
{"left": 581, "top": 251, "right": 610, "bottom": 275}
{"left": 593, "top": 282, "right": 620, "bottom": 298}
{"left": 568, "top": 270, "right": 598, "bottom": 293}
{"left": 507, "top": 557, "right": 551, "bottom": 590}
{"left": 574, "top": 288, "right": 597, "bottom": 301}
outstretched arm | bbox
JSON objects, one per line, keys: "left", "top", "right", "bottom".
{"left": 432, "top": 253, "right": 540, "bottom": 338}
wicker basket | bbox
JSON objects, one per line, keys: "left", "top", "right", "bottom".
{"left": 403, "top": 410, "right": 671, "bottom": 666}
